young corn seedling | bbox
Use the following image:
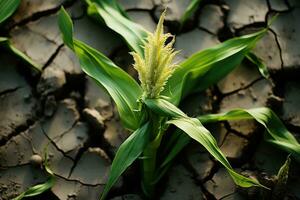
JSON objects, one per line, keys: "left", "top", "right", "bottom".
{"left": 58, "top": 4, "right": 300, "bottom": 199}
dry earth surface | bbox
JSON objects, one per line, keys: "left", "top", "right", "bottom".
{"left": 0, "top": 0, "right": 300, "bottom": 199}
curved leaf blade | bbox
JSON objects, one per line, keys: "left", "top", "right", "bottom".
{"left": 198, "top": 108, "right": 300, "bottom": 160}
{"left": 101, "top": 122, "right": 151, "bottom": 200}
{"left": 0, "top": 0, "right": 21, "bottom": 24}
{"left": 58, "top": 7, "right": 74, "bottom": 49}
{"left": 159, "top": 106, "right": 300, "bottom": 177}
{"left": 58, "top": 8, "right": 143, "bottom": 130}
{"left": 13, "top": 177, "right": 54, "bottom": 200}
{"left": 145, "top": 98, "right": 266, "bottom": 188}
{"left": 86, "top": 0, "right": 149, "bottom": 56}
{"left": 246, "top": 52, "right": 269, "bottom": 79}
{"left": 163, "top": 29, "right": 267, "bottom": 105}
{"left": 74, "top": 40, "right": 143, "bottom": 130}
{"left": 160, "top": 129, "right": 190, "bottom": 168}
{"left": 13, "top": 166, "right": 55, "bottom": 200}
{"left": 180, "top": 0, "right": 202, "bottom": 25}
{"left": 169, "top": 117, "right": 265, "bottom": 188}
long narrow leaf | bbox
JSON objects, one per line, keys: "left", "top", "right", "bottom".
{"left": 169, "top": 117, "right": 265, "bottom": 188}
{"left": 58, "top": 7, "right": 74, "bottom": 49}
{"left": 160, "top": 129, "right": 190, "bottom": 168}
{"left": 180, "top": 0, "right": 202, "bottom": 25}
{"left": 159, "top": 106, "right": 300, "bottom": 176}
{"left": 144, "top": 98, "right": 266, "bottom": 188}
{"left": 198, "top": 108, "right": 300, "bottom": 160}
{"left": 13, "top": 177, "right": 54, "bottom": 200}
{"left": 101, "top": 122, "right": 151, "bottom": 200}
{"left": 0, "top": 0, "right": 21, "bottom": 24}
{"left": 246, "top": 52, "right": 269, "bottom": 79}
{"left": 163, "top": 29, "right": 267, "bottom": 105}
{"left": 58, "top": 7, "right": 143, "bottom": 130}
{"left": 13, "top": 165, "right": 55, "bottom": 200}
{"left": 86, "top": 0, "right": 149, "bottom": 56}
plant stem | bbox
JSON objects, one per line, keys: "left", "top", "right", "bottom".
{"left": 142, "top": 142, "right": 158, "bottom": 197}
{"left": 142, "top": 112, "right": 164, "bottom": 198}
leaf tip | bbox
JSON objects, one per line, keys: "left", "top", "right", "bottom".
{"left": 58, "top": 6, "right": 74, "bottom": 49}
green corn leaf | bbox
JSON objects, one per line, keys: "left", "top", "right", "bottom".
{"left": 153, "top": 130, "right": 190, "bottom": 184}
{"left": 0, "top": 0, "right": 21, "bottom": 24}
{"left": 13, "top": 177, "right": 54, "bottom": 200}
{"left": 169, "top": 117, "right": 265, "bottom": 188}
{"left": 0, "top": 37, "right": 41, "bottom": 71}
{"left": 246, "top": 52, "right": 270, "bottom": 79}
{"left": 160, "top": 129, "right": 190, "bottom": 168}
{"left": 101, "top": 122, "right": 151, "bottom": 200}
{"left": 58, "top": 7, "right": 143, "bottom": 130}
{"left": 85, "top": 0, "right": 149, "bottom": 56}
{"left": 180, "top": 0, "right": 202, "bottom": 26}
{"left": 162, "top": 29, "right": 267, "bottom": 105}
{"left": 58, "top": 7, "right": 74, "bottom": 49}
{"left": 144, "top": 98, "right": 266, "bottom": 188}
{"left": 13, "top": 165, "right": 55, "bottom": 200}
{"left": 198, "top": 108, "right": 300, "bottom": 161}
{"left": 144, "top": 97, "right": 187, "bottom": 118}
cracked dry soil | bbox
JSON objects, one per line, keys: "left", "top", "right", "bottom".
{"left": 0, "top": 0, "right": 300, "bottom": 199}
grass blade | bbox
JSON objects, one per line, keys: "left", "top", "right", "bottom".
{"left": 145, "top": 97, "right": 187, "bottom": 118}
{"left": 169, "top": 117, "right": 265, "bottom": 188}
{"left": 246, "top": 52, "right": 270, "bottom": 79}
{"left": 86, "top": 0, "right": 149, "bottom": 56}
{"left": 144, "top": 98, "right": 266, "bottom": 188}
{"left": 180, "top": 0, "right": 202, "bottom": 26}
{"left": 162, "top": 29, "right": 267, "bottom": 105}
{"left": 13, "top": 164, "right": 55, "bottom": 200}
{"left": 58, "top": 7, "right": 143, "bottom": 130}
{"left": 13, "top": 177, "right": 55, "bottom": 200}
{"left": 198, "top": 108, "right": 300, "bottom": 161}
{"left": 160, "top": 129, "right": 190, "bottom": 168}
{"left": 58, "top": 7, "right": 74, "bottom": 49}
{"left": 101, "top": 122, "right": 151, "bottom": 200}
{"left": 0, "top": 0, "right": 21, "bottom": 24}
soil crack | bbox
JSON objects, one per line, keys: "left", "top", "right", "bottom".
{"left": 8, "top": 0, "right": 77, "bottom": 30}
{"left": 40, "top": 125, "right": 75, "bottom": 162}
{"left": 0, "top": 87, "right": 21, "bottom": 97}
{"left": 221, "top": 77, "right": 264, "bottom": 97}
{"left": 53, "top": 172, "right": 105, "bottom": 186}
{"left": 0, "top": 118, "right": 35, "bottom": 147}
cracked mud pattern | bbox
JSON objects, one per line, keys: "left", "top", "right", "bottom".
{"left": 0, "top": 0, "right": 300, "bottom": 199}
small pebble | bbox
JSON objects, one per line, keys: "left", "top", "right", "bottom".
{"left": 30, "top": 154, "right": 43, "bottom": 166}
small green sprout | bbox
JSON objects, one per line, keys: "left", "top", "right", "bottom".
{"left": 13, "top": 149, "right": 55, "bottom": 200}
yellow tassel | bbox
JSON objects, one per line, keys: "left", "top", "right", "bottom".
{"left": 132, "top": 10, "right": 178, "bottom": 98}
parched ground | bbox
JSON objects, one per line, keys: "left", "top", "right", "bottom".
{"left": 0, "top": 0, "right": 300, "bottom": 199}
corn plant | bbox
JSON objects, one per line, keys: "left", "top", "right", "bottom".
{"left": 58, "top": 3, "right": 300, "bottom": 199}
